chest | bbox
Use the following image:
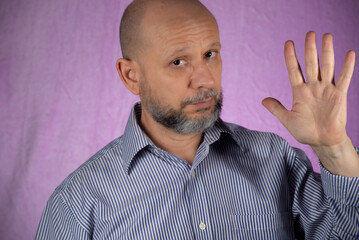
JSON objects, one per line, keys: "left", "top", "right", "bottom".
{"left": 90, "top": 148, "right": 294, "bottom": 239}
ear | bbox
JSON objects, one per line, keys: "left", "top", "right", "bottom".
{"left": 116, "top": 58, "right": 140, "bottom": 95}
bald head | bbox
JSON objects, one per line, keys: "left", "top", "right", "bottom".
{"left": 119, "top": 0, "right": 217, "bottom": 61}
{"left": 119, "top": 0, "right": 147, "bottom": 60}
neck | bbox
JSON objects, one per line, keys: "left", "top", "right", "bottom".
{"left": 139, "top": 107, "right": 202, "bottom": 165}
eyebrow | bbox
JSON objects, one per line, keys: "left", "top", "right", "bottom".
{"left": 166, "top": 46, "right": 190, "bottom": 59}
{"left": 208, "top": 42, "right": 221, "bottom": 48}
{"left": 165, "top": 42, "right": 221, "bottom": 59}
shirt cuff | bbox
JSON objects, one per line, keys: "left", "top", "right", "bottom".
{"left": 320, "top": 147, "right": 359, "bottom": 207}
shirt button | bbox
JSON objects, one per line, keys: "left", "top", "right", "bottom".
{"left": 199, "top": 222, "right": 206, "bottom": 230}
{"left": 153, "top": 149, "right": 159, "bottom": 154}
{"left": 191, "top": 171, "right": 196, "bottom": 178}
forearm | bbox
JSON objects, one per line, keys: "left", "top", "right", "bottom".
{"left": 288, "top": 146, "right": 359, "bottom": 239}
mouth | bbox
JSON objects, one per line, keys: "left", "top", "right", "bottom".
{"left": 191, "top": 98, "right": 214, "bottom": 109}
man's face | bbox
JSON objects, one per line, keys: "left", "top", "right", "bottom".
{"left": 137, "top": 3, "right": 222, "bottom": 134}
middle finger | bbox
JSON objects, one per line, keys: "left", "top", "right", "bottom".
{"left": 304, "top": 31, "right": 320, "bottom": 82}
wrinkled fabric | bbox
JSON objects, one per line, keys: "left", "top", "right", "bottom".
{"left": 0, "top": 0, "right": 358, "bottom": 239}
{"left": 35, "top": 103, "right": 359, "bottom": 239}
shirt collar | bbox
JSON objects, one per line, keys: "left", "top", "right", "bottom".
{"left": 204, "top": 118, "right": 245, "bottom": 152}
{"left": 121, "top": 103, "right": 152, "bottom": 174}
{"left": 121, "top": 103, "right": 244, "bottom": 174}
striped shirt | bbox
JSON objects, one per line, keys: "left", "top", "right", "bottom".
{"left": 36, "top": 103, "right": 359, "bottom": 239}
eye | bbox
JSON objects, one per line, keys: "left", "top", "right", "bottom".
{"left": 205, "top": 51, "right": 217, "bottom": 58}
{"left": 172, "top": 59, "right": 185, "bottom": 66}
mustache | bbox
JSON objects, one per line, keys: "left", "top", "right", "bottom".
{"left": 181, "top": 89, "right": 218, "bottom": 108}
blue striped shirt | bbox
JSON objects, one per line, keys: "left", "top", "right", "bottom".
{"left": 36, "top": 103, "right": 359, "bottom": 239}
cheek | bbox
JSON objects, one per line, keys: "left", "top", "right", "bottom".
{"left": 148, "top": 74, "right": 189, "bottom": 105}
{"left": 145, "top": 64, "right": 195, "bottom": 104}
{"left": 167, "top": 69, "right": 193, "bottom": 87}
{"left": 160, "top": 68, "right": 192, "bottom": 92}
{"left": 163, "top": 80, "right": 189, "bottom": 102}
{"left": 210, "top": 62, "right": 222, "bottom": 86}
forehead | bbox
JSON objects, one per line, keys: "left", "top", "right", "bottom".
{"left": 140, "top": 2, "right": 220, "bottom": 50}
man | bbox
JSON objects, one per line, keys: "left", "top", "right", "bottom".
{"left": 36, "top": 0, "right": 359, "bottom": 239}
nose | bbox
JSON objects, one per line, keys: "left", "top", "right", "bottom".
{"left": 190, "top": 61, "right": 215, "bottom": 89}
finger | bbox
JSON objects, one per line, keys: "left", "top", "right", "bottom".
{"left": 262, "top": 97, "right": 290, "bottom": 127}
{"left": 321, "top": 33, "right": 335, "bottom": 83}
{"left": 304, "top": 31, "right": 320, "bottom": 82}
{"left": 284, "top": 40, "right": 305, "bottom": 87}
{"left": 337, "top": 50, "right": 355, "bottom": 93}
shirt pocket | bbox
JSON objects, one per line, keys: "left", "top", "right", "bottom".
{"left": 231, "top": 212, "right": 294, "bottom": 239}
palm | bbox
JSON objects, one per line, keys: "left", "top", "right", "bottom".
{"left": 286, "top": 82, "right": 347, "bottom": 146}
{"left": 263, "top": 32, "right": 355, "bottom": 148}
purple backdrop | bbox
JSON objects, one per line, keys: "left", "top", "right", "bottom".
{"left": 1, "top": 0, "right": 358, "bottom": 239}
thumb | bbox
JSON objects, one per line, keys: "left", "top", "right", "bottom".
{"left": 262, "top": 97, "right": 289, "bottom": 126}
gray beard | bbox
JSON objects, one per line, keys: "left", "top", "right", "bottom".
{"left": 141, "top": 88, "right": 222, "bottom": 134}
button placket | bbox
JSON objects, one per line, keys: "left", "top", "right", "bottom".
{"left": 188, "top": 167, "right": 213, "bottom": 239}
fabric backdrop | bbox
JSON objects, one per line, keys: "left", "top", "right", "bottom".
{"left": 1, "top": 0, "right": 358, "bottom": 239}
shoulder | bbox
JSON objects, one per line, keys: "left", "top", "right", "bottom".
{"left": 51, "top": 135, "right": 126, "bottom": 202}
{"left": 220, "top": 120, "right": 306, "bottom": 164}
{"left": 37, "top": 136, "right": 127, "bottom": 235}
{"left": 222, "top": 121, "right": 314, "bottom": 170}
{"left": 221, "top": 121, "right": 287, "bottom": 151}
{"left": 220, "top": 121, "right": 312, "bottom": 177}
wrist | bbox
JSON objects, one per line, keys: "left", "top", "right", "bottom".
{"left": 311, "top": 136, "right": 359, "bottom": 177}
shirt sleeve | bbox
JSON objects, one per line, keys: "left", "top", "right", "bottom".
{"left": 288, "top": 145, "right": 359, "bottom": 239}
{"left": 35, "top": 189, "right": 91, "bottom": 240}
{"left": 320, "top": 161, "right": 359, "bottom": 207}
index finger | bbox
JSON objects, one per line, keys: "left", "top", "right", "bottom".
{"left": 284, "top": 40, "right": 305, "bottom": 87}
{"left": 337, "top": 50, "right": 355, "bottom": 93}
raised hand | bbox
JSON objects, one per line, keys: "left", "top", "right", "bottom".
{"left": 262, "top": 31, "right": 359, "bottom": 177}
